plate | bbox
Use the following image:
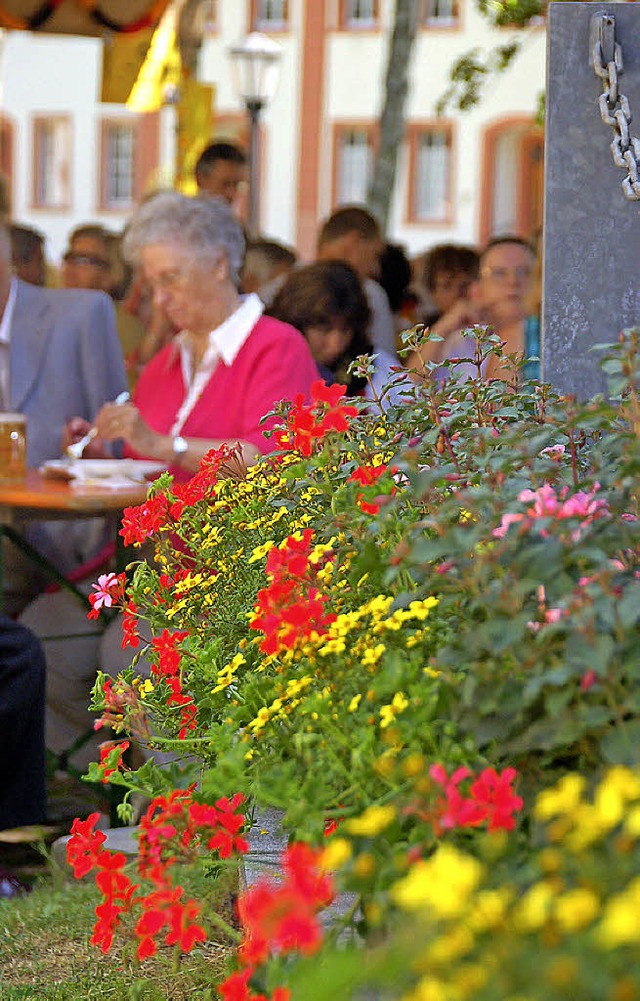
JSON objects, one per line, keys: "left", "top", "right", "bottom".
{"left": 41, "top": 459, "right": 165, "bottom": 483}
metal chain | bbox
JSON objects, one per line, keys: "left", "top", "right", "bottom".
{"left": 591, "top": 13, "right": 640, "bottom": 201}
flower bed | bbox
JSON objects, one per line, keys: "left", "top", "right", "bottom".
{"left": 68, "top": 328, "right": 640, "bottom": 998}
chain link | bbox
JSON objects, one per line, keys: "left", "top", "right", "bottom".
{"left": 592, "top": 13, "right": 640, "bottom": 201}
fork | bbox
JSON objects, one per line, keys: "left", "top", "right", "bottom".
{"left": 66, "top": 391, "right": 130, "bottom": 460}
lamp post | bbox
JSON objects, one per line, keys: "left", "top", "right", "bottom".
{"left": 229, "top": 32, "right": 282, "bottom": 237}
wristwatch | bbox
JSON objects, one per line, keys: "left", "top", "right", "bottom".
{"left": 172, "top": 435, "right": 189, "bottom": 463}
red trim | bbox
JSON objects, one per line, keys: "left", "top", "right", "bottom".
{"left": 296, "top": 0, "right": 327, "bottom": 258}
{"left": 479, "top": 116, "right": 543, "bottom": 245}
{"left": 404, "top": 120, "right": 455, "bottom": 226}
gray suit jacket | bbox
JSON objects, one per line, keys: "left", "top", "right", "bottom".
{"left": 9, "top": 280, "right": 127, "bottom": 468}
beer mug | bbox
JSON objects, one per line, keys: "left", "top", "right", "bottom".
{"left": 0, "top": 412, "right": 27, "bottom": 484}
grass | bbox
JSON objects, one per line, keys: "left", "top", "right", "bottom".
{"left": 0, "top": 849, "right": 236, "bottom": 1001}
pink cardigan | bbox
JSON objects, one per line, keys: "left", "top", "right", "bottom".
{"left": 128, "top": 315, "right": 319, "bottom": 478}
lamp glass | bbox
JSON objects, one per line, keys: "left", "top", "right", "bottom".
{"left": 229, "top": 31, "right": 282, "bottom": 108}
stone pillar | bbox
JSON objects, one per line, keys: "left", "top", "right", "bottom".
{"left": 543, "top": 2, "right": 640, "bottom": 398}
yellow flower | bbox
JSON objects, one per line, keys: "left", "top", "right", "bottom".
{"left": 348, "top": 694, "right": 362, "bottom": 712}
{"left": 624, "top": 804, "right": 640, "bottom": 838}
{"left": 345, "top": 804, "right": 396, "bottom": 837}
{"left": 248, "top": 540, "right": 275, "bottom": 564}
{"left": 426, "top": 925, "right": 474, "bottom": 965}
{"left": 513, "top": 881, "right": 554, "bottom": 931}
{"left": 138, "top": 678, "right": 154, "bottom": 699}
{"left": 534, "top": 774, "right": 586, "bottom": 821}
{"left": 361, "top": 643, "right": 385, "bottom": 667}
{"left": 597, "top": 878, "right": 640, "bottom": 947}
{"left": 467, "top": 888, "right": 512, "bottom": 932}
{"left": 391, "top": 845, "right": 483, "bottom": 918}
{"left": 247, "top": 707, "right": 272, "bottom": 734}
{"left": 554, "top": 888, "right": 600, "bottom": 932}
{"left": 320, "top": 837, "right": 352, "bottom": 871}
{"left": 380, "top": 691, "right": 409, "bottom": 729}
{"left": 402, "top": 977, "right": 449, "bottom": 1001}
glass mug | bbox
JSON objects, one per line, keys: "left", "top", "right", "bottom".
{"left": 0, "top": 412, "right": 27, "bottom": 484}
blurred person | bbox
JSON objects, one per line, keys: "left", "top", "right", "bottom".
{"left": 422, "top": 243, "right": 480, "bottom": 326}
{"left": 316, "top": 205, "right": 397, "bottom": 359}
{"left": 61, "top": 223, "right": 146, "bottom": 388}
{"left": 43, "top": 193, "right": 319, "bottom": 768}
{"left": 408, "top": 236, "right": 538, "bottom": 382}
{"left": 195, "top": 141, "right": 248, "bottom": 206}
{"left": 378, "top": 242, "right": 419, "bottom": 345}
{"left": 77, "top": 192, "right": 319, "bottom": 480}
{"left": 242, "top": 238, "right": 297, "bottom": 296}
{"left": 0, "top": 616, "right": 46, "bottom": 836}
{"left": 269, "top": 260, "right": 408, "bottom": 408}
{"left": 9, "top": 223, "right": 46, "bottom": 286}
{"left": 0, "top": 221, "right": 126, "bottom": 615}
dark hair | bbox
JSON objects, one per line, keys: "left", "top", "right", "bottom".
{"left": 243, "top": 239, "right": 297, "bottom": 286}
{"left": 9, "top": 223, "right": 44, "bottom": 263}
{"left": 195, "top": 141, "right": 247, "bottom": 183}
{"left": 269, "top": 260, "right": 371, "bottom": 392}
{"left": 317, "top": 205, "right": 380, "bottom": 250}
{"left": 481, "top": 235, "right": 535, "bottom": 263}
{"left": 379, "top": 242, "right": 412, "bottom": 313}
{"left": 423, "top": 243, "right": 479, "bottom": 292}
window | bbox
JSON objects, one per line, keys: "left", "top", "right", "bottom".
{"left": 342, "top": 0, "right": 379, "bottom": 28}
{"left": 481, "top": 120, "right": 543, "bottom": 244}
{"left": 100, "top": 120, "right": 136, "bottom": 210}
{"left": 334, "top": 128, "right": 375, "bottom": 204}
{"left": 254, "top": 0, "right": 288, "bottom": 29}
{"left": 421, "top": 0, "right": 459, "bottom": 28}
{"left": 409, "top": 125, "right": 452, "bottom": 222}
{"left": 33, "top": 116, "right": 71, "bottom": 209}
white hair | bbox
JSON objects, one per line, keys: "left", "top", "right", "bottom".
{"left": 123, "top": 192, "right": 245, "bottom": 285}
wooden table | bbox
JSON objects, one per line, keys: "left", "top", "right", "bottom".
{"left": 0, "top": 470, "right": 150, "bottom": 612}
{"left": 0, "top": 469, "right": 150, "bottom": 520}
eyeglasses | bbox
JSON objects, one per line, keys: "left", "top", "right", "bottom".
{"left": 481, "top": 266, "right": 532, "bottom": 282}
{"left": 146, "top": 269, "right": 189, "bottom": 292}
{"left": 63, "top": 251, "right": 110, "bottom": 269}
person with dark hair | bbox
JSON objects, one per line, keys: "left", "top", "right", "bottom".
{"left": 408, "top": 235, "right": 538, "bottom": 381}
{"left": 316, "top": 205, "right": 397, "bottom": 360}
{"left": 422, "top": 243, "right": 480, "bottom": 327}
{"left": 378, "top": 242, "right": 419, "bottom": 343}
{"left": 9, "top": 223, "right": 46, "bottom": 286}
{"left": 242, "top": 238, "right": 297, "bottom": 296}
{"left": 195, "top": 141, "right": 248, "bottom": 206}
{"left": 269, "top": 260, "right": 406, "bottom": 406}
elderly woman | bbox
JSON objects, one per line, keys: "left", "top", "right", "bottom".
{"left": 73, "top": 192, "right": 318, "bottom": 478}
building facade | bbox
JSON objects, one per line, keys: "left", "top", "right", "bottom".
{"left": 0, "top": 0, "right": 545, "bottom": 264}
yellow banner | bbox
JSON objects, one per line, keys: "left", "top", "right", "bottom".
{"left": 126, "top": 18, "right": 181, "bottom": 113}
{"left": 101, "top": 29, "right": 155, "bottom": 105}
{"left": 176, "top": 79, "right": 215, "bottom": 193}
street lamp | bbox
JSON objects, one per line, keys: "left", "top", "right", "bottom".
{"left": 229, "top": 32, "right": 282, "bottom": 237}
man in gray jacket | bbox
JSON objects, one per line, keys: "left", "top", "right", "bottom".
{"left": 0, "top": 224, "right": 127, "bottom": 614}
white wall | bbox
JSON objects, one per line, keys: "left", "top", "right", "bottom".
{"left": 0, "top": 0, "right": 547, "bottom": 266}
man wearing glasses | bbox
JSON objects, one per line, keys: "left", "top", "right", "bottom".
{"left": 61, "top": 224, "right": 146, "bottom": 385}
{"left": 408, "top": 236, "right": 539, "bottom": 382}
{"left": 61, "top": 224, "right": 114, "bottom": 293}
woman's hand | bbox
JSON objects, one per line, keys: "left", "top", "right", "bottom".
{"left": 61, "top": 417, "right": 109, "bottom": 459}
{"left": 94, "top": 401, "right": 158, "bottom": 456}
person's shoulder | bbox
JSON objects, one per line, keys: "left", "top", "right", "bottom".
{"left": 249, "top": 314, "right": 309, "bottom": 348}
{"left": 18, "top": 281, "right": 113, "bottom": 318}
{"left": 364, "top": 278, "right": 387, "bottom": 304}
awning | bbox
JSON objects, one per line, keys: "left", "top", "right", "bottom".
{"left": 0, "top": 0, "right": 170, "bottom": 37}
